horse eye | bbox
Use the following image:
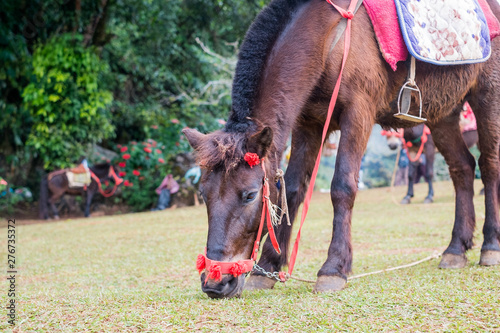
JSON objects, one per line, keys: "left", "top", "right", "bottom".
{"left": 243, "top": 191, "right": 258, "bottom": 203}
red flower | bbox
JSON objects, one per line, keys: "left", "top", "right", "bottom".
{"left": 120, "top": 146, "right": 128, "bottom": 153}
{"left": 158, "top": 158, "right": 165, "bottom": 164}
{"left": 119, "top": 171, "right": 126, "bottom": 177}
{"left": 133, "top": 170, "right": 140, "bottom": 176}
{"left": 124, "top": 180, "right": 133, "bottom": 187}
{"left": 151, "top": 125, "right": 158, "bottom": 129}
{"left": 171, "top": 119, "right": 180, "bottom": 124}
{"left": 139, "top": 176, "right": 145, "bottom": 181}
{"left": 156, "top": 149, "right": 162, "bottom": 154}
{"left": 118, "top": 162, "right": 126, "bottom": 168}
{"left": 131, "top": 141, "right": 137, "bottom": 145}
{"left": 144, "top": 147, "right": 152, "bottom": 153}
{"left": 175, "top": 142, "right": 180, "bottom": 146}
{"left": 117, "top": 144, "right": 122, "bottom": 148}
{"left": 244, "top": 152, "right": 260, "bottom": 168}
{"left": 123, "top": 154, "right": 131, "bottom": 160}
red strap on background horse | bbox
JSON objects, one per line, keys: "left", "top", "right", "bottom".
{"left": 402, "top": 126, "right": 430, "bottom": 163}
{"left": 90, "top": 167, "right": 123, "bottom": 198}
{"left": 287, "top": 0, "right": 358, "bottom": 277}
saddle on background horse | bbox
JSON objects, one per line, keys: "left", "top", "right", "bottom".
{"left": 364, "top": 0, "right": 500, "bottom": 122}
{"left": 67, "top": 163, "right": 91, "bottom": 188}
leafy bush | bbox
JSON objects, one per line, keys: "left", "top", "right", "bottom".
{"left": 22, "top": 34, "right": 114, "bottom": 170}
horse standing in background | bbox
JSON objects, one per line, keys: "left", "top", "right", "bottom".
{"left": 39, "top": 163, "right": 123, "bottom": 219}
{"left": 184, "top": 0, "right": 500, "bottom": 299}
{"left": 383, "top": 123, "right": 478, "bottom": 204}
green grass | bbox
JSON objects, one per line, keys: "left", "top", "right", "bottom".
{"left": 1, "top": 180, "right": 499, "bottom": 332}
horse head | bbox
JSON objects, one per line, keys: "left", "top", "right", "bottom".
{"left": 381, "top": 129, "right": 403, "bottom": 150}
{"left": 183, "top": 126, "right": 276, "bottom": 299}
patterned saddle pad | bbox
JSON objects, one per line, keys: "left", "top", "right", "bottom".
{"left": 394, "top": 0, "right": 492, "bottom": 65}
{"left": 67, "top": 170, "right": 91, "bottom": 188}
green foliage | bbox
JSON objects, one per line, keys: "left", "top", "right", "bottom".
{"left": 23, "top": 34, "right": 114, "bottom": 170}
{"left": 115, "top": 140, "right": 169, "bottom": 211}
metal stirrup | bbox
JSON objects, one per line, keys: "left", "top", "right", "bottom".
{"left": 394, "top": 56, "right": 426, "bottom": 123}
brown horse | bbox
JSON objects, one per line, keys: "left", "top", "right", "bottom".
{"left": 184, "top": 0, "right": 500, "bottom": 298}
{"left": 39, "top": 163, "right": 122, "bottom": 219}
{"left": 384, "top": 125, "right": 479, "bottom": 204}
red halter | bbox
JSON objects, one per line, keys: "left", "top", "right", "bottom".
{"left": 196, "top": 157, "right": 282, "bottom": 282}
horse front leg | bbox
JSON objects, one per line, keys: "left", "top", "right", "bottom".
{"left": 314, "top": 111, "right": 374, "bottom": 293}
{"left": 423, "top": 137, "right": 435, "bottom": 204}
{"left": 245, "top": 123, "right": 323, "bottom": 291}
{"left": 401, "top": 161, "right": 416, "bottom": 204}
{"left": 84, "top": 190, "right": 94, "bottom": 217}
{"left": 429, "top": 115, "right": 476, "bottom": 268}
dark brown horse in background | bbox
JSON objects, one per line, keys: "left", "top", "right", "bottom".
{"left": 385, "top": 124, "right": 479, "bottom": 204}
{"left": 39, "top": 163, "right": 122, "bottom": 219}
{"left": 184, "top": 0, "right": 500, "bottom": 298}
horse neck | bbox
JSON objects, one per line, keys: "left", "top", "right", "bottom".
{"left": 90, "top": 165, "right": 109, "bottom": 179}
{"left": 249, "top": 1, "right": 337, "bottom": 158}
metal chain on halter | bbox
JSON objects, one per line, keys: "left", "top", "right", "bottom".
{"left": 252, "top": 264, "right": 287, "bottom": 282}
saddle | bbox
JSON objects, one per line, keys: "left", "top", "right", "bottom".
{"left": 67, "top": 163, "right": 91, "bottom": 188}
{"left": 364, "top": 0, "right": 500, "bottom": 122}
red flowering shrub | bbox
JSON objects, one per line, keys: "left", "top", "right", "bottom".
{"left": 120, "top": 146, "right": 128, "bottom": 153}
{"left": 114, "top": 139, "right": 170, "bottom": 211}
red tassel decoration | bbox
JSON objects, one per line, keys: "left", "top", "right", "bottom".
{"left": 244, "top": 152, "right": 260, "bottom": 168}
{"left": 229, "top": 262, "right": 246, "bottom": 277}
{"left": 196, "top": 254, "right": 206, "bottom": 274}
{"left": 208, "top": 264, "right": 222, "bottom": 282}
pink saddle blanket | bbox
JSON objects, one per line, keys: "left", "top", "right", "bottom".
{"left": 363, "top": 0, "right": 500, "bottom": 70}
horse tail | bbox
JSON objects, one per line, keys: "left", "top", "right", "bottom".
{"left": 39, "top": 174, "right": 49, "bottom": 219}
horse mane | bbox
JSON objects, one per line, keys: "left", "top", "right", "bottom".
{"left": 195, "top": 130, "right": 248, "bottom": 171}
{"left": 225, "top": 0, "right": 311, "bottom": 133}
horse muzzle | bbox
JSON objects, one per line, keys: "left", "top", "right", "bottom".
{"left": 200, "top": 273, "right": 245, "bottom": 299}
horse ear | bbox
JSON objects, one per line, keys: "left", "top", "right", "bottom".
{"left": 183, "top": 128, "right": 205, "bottom": 150}
{"left": 247, "top": 127, "right": 274, "bottom": 158}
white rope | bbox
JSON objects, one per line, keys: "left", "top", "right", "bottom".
{"left": 288, "top": 251, "right": 442, "bottom": 284}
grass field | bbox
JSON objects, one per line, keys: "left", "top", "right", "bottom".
{"left": 1, "top": 180, "right": 499, "bottom": 332}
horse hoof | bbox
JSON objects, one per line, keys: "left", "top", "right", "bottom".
{"left": 313, "top": 275, "right": 347, "bottom": 293}
{"left": 479, "top": 250, "right": 500, "bottom": 266}
{"left": 244, "top": 275, "right": 276, "bottom": 291}
{"left": 423, "top": 197, "right": 433, "bottom": 204}
{"left": 438, "top": 253, "right": 467, "bottom": 269}
{"left": 400, "top": 197, "right": 411, "bottom": 205}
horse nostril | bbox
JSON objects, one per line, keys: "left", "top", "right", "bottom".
{"left": 201, "top": 274, "right": 241, "bottom": 299}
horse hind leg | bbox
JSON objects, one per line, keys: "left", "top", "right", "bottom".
{"left": 423, "top": 138, "right": 435, "bottom": 204}
{"left": 245, "top": 122, "right": 324, "bottom": 291}
{"left": 430, "top": 114, "right": 476, "bottom": 269}
{"left": 475, "top": 111, "right": 500, "bottom": 266}
{"left": 401, "top": 162, "right": 416, "bottom": 204}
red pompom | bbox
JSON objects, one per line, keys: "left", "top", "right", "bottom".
{"left": 208, "top": 264, "right": 222, "bottom": 282}
{"left": 196, "top": 254, "right": 205, "bottom": 274}
{"left": 244, "top": 152, "right": 260, "bottom": 168}
{"left": 229, "top": 262, "right": 247, "bottom": 277}
{"left": 406, "top": 141, "right": 413, "bottom": 148}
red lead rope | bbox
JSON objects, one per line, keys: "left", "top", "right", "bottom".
{"left": 287, "top": 0, "right": 358, "bottom": 277}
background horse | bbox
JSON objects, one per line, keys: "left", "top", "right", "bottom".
{"left": 384, "top": 124, "right": 479, "bottom": 204}
{"left": 39, "top": 163, "right": 122, "bottom": 219}
{"left": 184, "top": 0, "right": 500, "bottom": 298}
